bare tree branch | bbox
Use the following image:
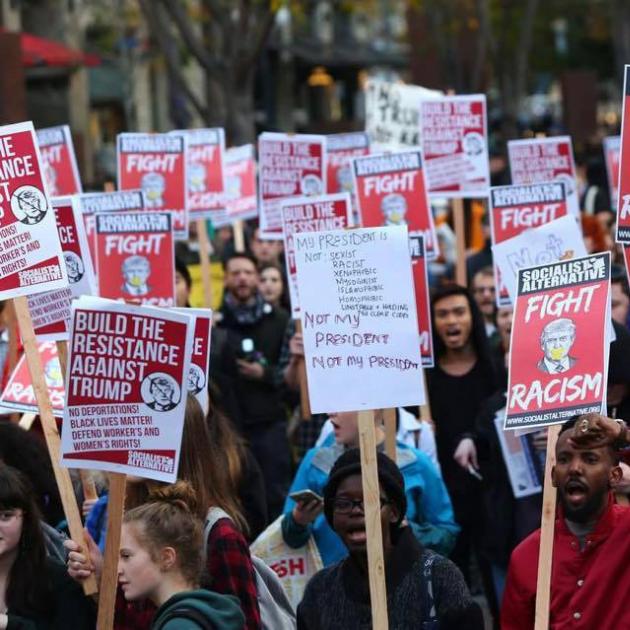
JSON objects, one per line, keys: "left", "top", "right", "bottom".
{"left": 236, "top": 5, "right": 276, "bottom": 81}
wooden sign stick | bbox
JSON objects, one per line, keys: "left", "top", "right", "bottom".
{"left": 5, "top": 301, "right": 19, "bottom": 423}
{"left": 13, "top": 296, "right": 98, "bottom": 595}
{"left": 56, "top": 340, "right": 98, "bottom": 503}
{"left": 96, "top": 472, "right": 126, "bottom": 630}
{"left": 358, "top": 410, "right": 389, "bottom": 629}
{"left": 453, "top": 198, "right": 467, "bottom": 287}
{"left": 196, "top": 219, "right": 214, "bottom": 309}
{"left": 383, "top": 408, "right": 397, "bottom": 462}
{"left": 294, "top": 319, "right": 312, "bottom": 420}
{"left": 534, "top": 424, "right": 561, "bottom": 630}
{"left": 233, "top": 219, "right": 246, "bottom": 253}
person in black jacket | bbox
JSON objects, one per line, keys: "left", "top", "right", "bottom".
{"left": 216, "top": 252, "right": 291, "bottom": 518}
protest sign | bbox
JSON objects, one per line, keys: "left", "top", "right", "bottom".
{"left": 258, "top": 132, "right": 326, "bottom": 239}
{"left": 0, "top": 121, "right": 68, "bottom": 300}
{"left": 490, "top": 182, "right": 569, "bottom": 306}
{"left": 174, "top": 307, "right": 212, "bottom": 414}
{"left": 364, "top": 79, "right": 442, "bottom": 152}
{"left": 326, "top": 132, "right": 370, "bottom": 195}
{"left": 409, "top": 235, "right": 434, "bottom": 367}
{"left": 618, "top": 66, "right": 630, "bottom": 243}
{"left": 603, "top": 135, "right": 620, "bottom": 209}
{"left": 505, "top": 253, "right": 611, "bottom": 430}
{"left": 94, "top": 211, "right": 175, "bottom": 307}
{"left": 420, "top": 94, "right": 490, "bottom": 196}
{"left": 225, "top": 144, "right": 258, "bottom": 223}
{"left": 60, "top": 297, "right": 194, "bottom": 482}
{"left": 117, "top": 133, "right": 188, "bottom": 239}
{"left": 282, "top": 193, "right": 352, "bottom": 317}
{"left": 492, "top": 214, "right": 586, "bottom": 304}
{"left": 36, "top": 125, "right": 82, "bottom": 195}
{"left": 294, "top": 225, "right": 424, "bottom": 413}
{"left": 508, "top": 136, "right": 579, "bottom": 216}
{"left": 175, "top": 128, "right": 226, "bottom": 224}
{"left": 0, "top": 341, "right": 64, "bottom": 416}
{"left": 353, "top": 151, "right": 438, "bottom": 259}
{"left": 28, "top": 196, "right": 98, "bottom": 341}
{"left": 493, "top": 412, "right": 542, "bottom": 498}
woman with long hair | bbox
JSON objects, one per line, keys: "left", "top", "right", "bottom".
{"left": 66, "top": 395, "right": 262, "bottom": 629}
{"left": 0, "top": 463, "right": 95, "bottom": 629}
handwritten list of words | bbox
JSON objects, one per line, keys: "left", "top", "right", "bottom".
{"left": 294, "top": 225, "right": 425, "bottom": 413}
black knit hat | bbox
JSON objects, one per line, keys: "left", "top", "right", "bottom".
{"left": 323, "top": 448, "right": 406, "bottom": 528}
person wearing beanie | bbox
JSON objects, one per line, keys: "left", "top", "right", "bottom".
{"left": 297, "top": 449, "right": 484, "bottom": 629}
{"left": 281, "top": 410, "right": 458, "bottom": 567}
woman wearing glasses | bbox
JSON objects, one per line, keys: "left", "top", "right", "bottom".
{"left": 297, "top": 449, "right": 483, "bottom": 629}
{"left": 0, "top": 464, "right": 95, "bottom": 629}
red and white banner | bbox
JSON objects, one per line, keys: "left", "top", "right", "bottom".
{"left": 508, "top": 136, "right": 579, "bottom": 216}
{"left": 27, "top": 196, "right": 98, "bottom": 341}
{"left": 617, "top": 66, "right": 630, "bottom": 243}
{"left": 174, "top": 307, "right": 212, "bottom": 414}
{"left": 94, "top": 211, "right": 175, "bottom": 307}
{"left": 603, "top": 135, "right": 620, "bottom": 209}
{"left": 258, "top": 132, "right": 326, "bottom": 239}
{"left": 60, "top": 297, "right": 194, "bottom": 482}
{"left": 490, "top": 182, "right": 569, "bottom": 306}
{"left": 409, "top": 235, "right": 434, "bottom": 367}
{"left": 0, "top": 341, "right": 64, "bottom": 416}
{"left": 505, "top": 253, "right": 610, "bottom": 430}
{"left": 117, "top": 133, "right": 188, "bottom": 239}
{"left": 0, "top": 121, "right": 68, "bottom": 299}
{"left": 36, "top": 125, "right": 82, "bottom": 195}
{"left": 353, "top": 151, "right": 438, "bottom": 259}
{"left": 175, "top": 128, "right": 226, "bottom": 224}
{"left": 326, "top": 132, "right": 370, "bottom": 195}
{"left": 225, "top": 144, "right": 258, "bottom": 223}
{"left": 421, "top": 94, "right": 490, "bottom": 197}
{"left": 281, "top": 193, "right": 352, "bottom": 317}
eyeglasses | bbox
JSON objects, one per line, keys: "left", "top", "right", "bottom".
{"left": 0, "top": 509, "right": 23, "bottom": 524}
{"left": 331, "top": 497, "right": 390, "bottom": 514}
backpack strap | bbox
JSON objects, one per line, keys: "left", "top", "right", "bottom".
{"left": 156, "top": 606, "right": 215, "bottom": 630}
{"left": 203, "top": 507, "right": 232, "bottom": 558}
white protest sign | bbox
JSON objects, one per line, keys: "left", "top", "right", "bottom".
{"left": 492, "top": 214, "right": 587, "bottom": 303}
{"left": 295, "top": 226, "right": 424, "bottom": 413}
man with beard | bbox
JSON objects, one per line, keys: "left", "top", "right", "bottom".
{"left": 501, "top": 413, "right": 630, "bottom": 629}
{"left": 216, "top": 252, "right": 290, "bottom": 518}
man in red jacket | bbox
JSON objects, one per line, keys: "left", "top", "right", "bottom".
{"left": 502, "top": 413, "right": 630, "bottom": 629}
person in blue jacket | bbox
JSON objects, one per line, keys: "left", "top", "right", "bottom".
{"left": 281, "top": 410, "right": 458, "bottom": 567}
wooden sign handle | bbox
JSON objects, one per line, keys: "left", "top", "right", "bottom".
{"left": 233, "top": 219, "right": 246, "bottom": 253}
{"left": 534, "top": 424, "right": 561, "bottom": 630}
{"left": 96, "top": 473, "right": 126, "bottom": 630}
{"left": 383, "top": 408, "right": 396, "bottom": 462}
{"left": 13, "top": 297, "right": 98, "bottom": 595}
{"left": 453, "top": 197, "right": 467, "bottom": 287}
{"left": 358, "top": 410, "right": 389, "bottom": 629}
{"left": 196, "top": 219, "right": 214, "bottom": 309}
{"left": 294, "top": 319, "right": 312, "bottom": 420}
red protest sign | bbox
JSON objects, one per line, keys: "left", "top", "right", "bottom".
{"left": 94, "top": 211, "right": 175, "bottom": 307}
{"left": 603, "top": 135, "right": 620, "bottom": 209}
{"left": 617, "top": 66, "right": 630, "bottom": 242}
{"left": 0, "top": 341, "right": 64, "bottom": 416}
{"left": 175, "top": 307, "right": 212, "bottom": 414}
{"left": 0, "top": 121, "right": 68, "bottom": 299}
{"left": 28, "top": 196, "right": 98, "bottom": 341}
{"left": 326, "top": 132, "right": 370, "bottom": 195}
{"left": 421, "top": 94, "right": 490, "bottom": 197}
{"left": 490, "top": 182, "right": 569, "bottom": 306}
{"left": 409, "top": 235, "right": 434, "bottom": 367}
{"left": 176, "top": 128, "right": 226, "bottom": 224}
{"left": 36, "top": 125, "right": 82, "bottom": 195}
{"left": 508, "top": 136, "right": 579, "bottom": 216}
{"left": 281, "top": 193, "right": 352, "bottom": 317}
{"left": 505, "top": 253, "right": 610, "bottom": 430}
{"left": 117, "top": 133, "right": 188, "bottom": 239}
{"left": 258, "top": 132, "right": 326, "bottom": 239}
{"left": 225, "top": 144, "right": 258, "bottom": 222}
{"left": 353, "top": 151, "right": 438, "bottom": 259}
{"left": 60, "top": 297, "right": 194, "bottom": 482}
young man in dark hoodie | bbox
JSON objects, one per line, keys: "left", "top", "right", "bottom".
{"left": 216, "top": 252, "right": 291, "bottom": 518}
{"left": 297, "top": 449, "right": 484, "bottom": 629}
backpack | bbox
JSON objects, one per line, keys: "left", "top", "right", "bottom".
{"left": 154, "top": 606, "right": 215, "bottom": 630}
{"left": 204, "top": 507, "right": 296, "bottom": 630}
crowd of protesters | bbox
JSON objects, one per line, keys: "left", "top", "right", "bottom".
{"left": 1, "top": 149, "right": 630, "bottom": 629}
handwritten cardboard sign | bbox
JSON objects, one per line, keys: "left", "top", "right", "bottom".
{"left": 60, "top": 297, "right": 194, "bottom": 482}
{"left": 505, "top": 253, "right": 610, "bottom": 430}
{"left": 36, "top": 125, "right": 82, "bottom": 195}
{"left": 294, "top": 225, "right": 424, "bottom": 413}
